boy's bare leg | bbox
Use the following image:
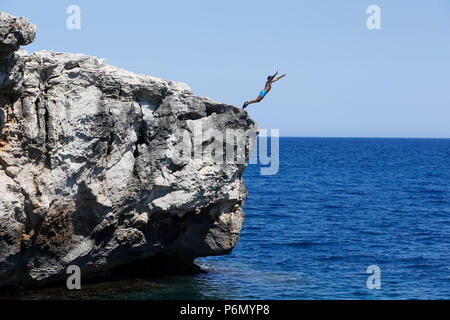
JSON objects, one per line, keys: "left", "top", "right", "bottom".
{"left": 243, "top": 95, "right": 263, "bottom": 108}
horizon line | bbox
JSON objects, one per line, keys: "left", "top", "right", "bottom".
{"left": 259, "top": 136, "right": 450, "bottom": 140}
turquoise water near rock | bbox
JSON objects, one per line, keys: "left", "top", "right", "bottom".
{"left": 6, "top": 138, "right": 450, "bottom": 300}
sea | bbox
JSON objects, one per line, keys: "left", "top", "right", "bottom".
{"left": 6, "top": 138, "right": 450, "bottom": 300}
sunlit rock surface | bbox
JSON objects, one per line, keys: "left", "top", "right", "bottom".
{"left": 0, "top": 12, "right": 257, "bottom": 290}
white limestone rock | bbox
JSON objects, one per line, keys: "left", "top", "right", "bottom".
{"left": 0, "top": 12, "right": 258, "bottom": 290}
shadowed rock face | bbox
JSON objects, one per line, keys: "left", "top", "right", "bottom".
{"left": 0, "top": 12, "right": 258, "bottom": 290}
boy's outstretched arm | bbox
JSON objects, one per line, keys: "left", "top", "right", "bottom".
{"left": 272, "top": 73, "right": 287, "bottom": 82}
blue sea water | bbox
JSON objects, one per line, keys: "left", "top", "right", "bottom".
{"left": 194, "top": 138, "right": 450, "bottom": 300}
{"left": 9, "top": 138, "right": 450, "bottom": 300}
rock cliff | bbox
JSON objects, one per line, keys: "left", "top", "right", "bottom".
{"left": 0, "top": 12, "right": 257, "bottom": 290}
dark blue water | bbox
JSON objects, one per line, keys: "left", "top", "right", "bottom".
{"left": 10, "top": 138, "right": 450, "bottom": 300}
{"left": 194, "top": 138, "right": 450, "bottom": 299}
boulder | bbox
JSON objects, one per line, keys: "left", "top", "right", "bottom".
{"left": 0, "top": 12, "right": 257, "bottom": 290}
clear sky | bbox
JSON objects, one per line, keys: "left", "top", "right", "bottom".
{"left": 2, "top": 0, "right": 449, "bottom": 138}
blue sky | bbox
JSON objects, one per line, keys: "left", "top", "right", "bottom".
{"left": 2, "top": 0, "right": 450, "bottom": 137}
